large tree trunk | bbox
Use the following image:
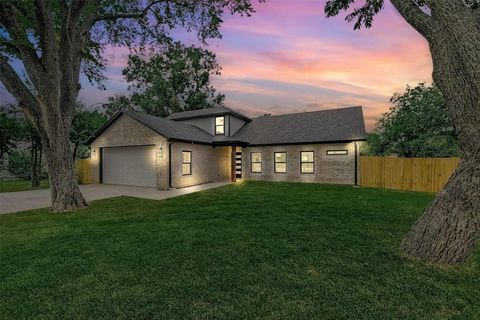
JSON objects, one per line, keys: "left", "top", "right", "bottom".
{"left": 42, "top": 129, "right": 86, "bottom": 212}
{"left": 0, "top": 1, "right": 90, "bottom": 212}
{"left": 401, "top": 156, "right": 480, "bottom": 263}
{"left": 400, "top": 3, "right": 480, "bottom": 264}
{"left": 31, "top": 140, "right": 39, "bottom": 188}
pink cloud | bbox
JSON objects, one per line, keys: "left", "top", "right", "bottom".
{"left": 80, "top": 0, "right": 433, "bottom": 131}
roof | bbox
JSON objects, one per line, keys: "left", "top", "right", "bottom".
{"left": 166, "top": 106, "right": 251, "bottom": 122}
{"left": 87, "top": 110, "right": 213, "bottom": 144}
{"left": 88, "top": 106, "right": 367, "bottom": 146}
{"left": 231, "top": 106, "right": 367, "bottom": 145}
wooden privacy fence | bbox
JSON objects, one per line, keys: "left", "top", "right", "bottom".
{"left": 75, "top": 159, "right": 94, "bottom": 184}
{"left": 360, "top": 156, "right": 460, "bottom": 193}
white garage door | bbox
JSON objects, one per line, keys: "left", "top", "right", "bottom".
{"left": 102, "top": 146, "right": 156, "bottom": 187}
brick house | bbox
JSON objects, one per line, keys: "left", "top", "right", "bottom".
{"left": 87, "top": 106, "right": 367, "bottom": 189}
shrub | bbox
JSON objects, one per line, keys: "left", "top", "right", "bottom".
{"left": 7, "top": 151, "right": 47, "bottom": 180}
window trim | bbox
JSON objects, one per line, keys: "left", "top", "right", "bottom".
{"left": 274, "top": 152, "right": 287, "bottom": 174}
{"left": 326, "top": 150, "right": 348, "bottom": 156}
{"left": 182, "top": 150, "right": 192, "bottom": 175}
{"left": 250, "top": 152, "right": 262, "bottom": 173}
{"left": 215, "top": 116, "right": 225, "bottom": 135}
{"left": 300, "top": 151, "right": 315, "bottom": 174}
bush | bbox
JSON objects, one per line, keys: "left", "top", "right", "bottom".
{"left": 7, "top": 151, "right": 47, "bottom": 180}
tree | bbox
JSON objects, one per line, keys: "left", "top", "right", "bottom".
{"left": 0, "top": 105, "right": 21, "bottom": 159}
{"left": 366, "top": 83, "right": 459, "bottom": 157}
{"left": 21, "top": 118, "right": 43, "bottom": 187}
{"left": 124, "top": 43, "right": 225, "bottom": 117}
{"left": 1, "top": 105, "right": 44, "bottom": 186}
{"left": 0, "top": 0, "right": 261, "bottom": 212}
{"left": 103, "top": 95, "right": 137, "bottom": 118}
{"left": 71, "top": 106, "right": 107, "bottom": 160}
{"left": 325, "top": 1, "right": 480, "bottom": 264}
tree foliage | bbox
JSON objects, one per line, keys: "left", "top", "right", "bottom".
{"left": 125, "top": 43, "right": 225, "bottom": 117}
{"left": 103, "top": 43, "right": 225, "bottom": 118}
{"left": 365, "top": 83, "right": 459, "bottom": 157}
{"left": 0, "top": 105, "right": 44, "bottom": 184}
{"left": 70, "top": 105, "right": 107, "bottom": 159}
{"left": 103, "top": 95, "right": 137, "bottom": 118}
{"left": 0, "top": 105, "right": 22, "bottom": 159}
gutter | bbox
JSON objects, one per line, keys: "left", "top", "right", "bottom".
{"left": 354, "top": 141, "right": 358, "bottom": 186}
{"left": 168, "top": 139, "right": 177, "bottom": 189}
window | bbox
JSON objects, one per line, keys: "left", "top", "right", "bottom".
{"left": 251, "top": 152, "right": 262, "bottom": 173}
{"left": 215, "top": 116, "right": 225, "bottom": 135}
{"left": 326, "top": 150, "right": 348, "bottom": 155}
{"left": 274, "top": 152, "right": 287, "bottom": 173}
{"left": 182, "top": 151, "right": 192, "bottom": 175}
{"left": 300, "top": 151, "right": 314, "bottom": 174}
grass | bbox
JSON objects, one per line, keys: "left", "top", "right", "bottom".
{"left": 0, "top": 181, "right": 479, "bottom": 319}
{"left": 0, "top": 179, "right": 49, "bottom": 193}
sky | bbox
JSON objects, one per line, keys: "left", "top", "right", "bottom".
{"left": 0, "top": 0, "right": 433, "bottom": 131}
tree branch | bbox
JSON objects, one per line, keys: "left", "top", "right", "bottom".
{"left": 0, "top": 5, "right": 45, "bottom": 91}
{"left": 0, "top": 39, "right": 20, "bottom": 55}
{"left": 390, "top": 0, "right": 439, "bottom": 40}
{"left": 0, "top": 58, "right": 39, "bottom": 117}
{"left": 94, "top": 0, "right": 165, "bottom": 22}
{"left": 34, "top": 0, "right": 58, "bottom": 66}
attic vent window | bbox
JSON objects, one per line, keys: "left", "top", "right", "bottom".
{"left": 326, "top": 150, "right": 348, "bottom": 155}
{"left": 215, "top": 116, "right": 225, "bottom": 135}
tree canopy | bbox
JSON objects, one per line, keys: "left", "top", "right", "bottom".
{"left": 0, "top": 105, "right": 21, "bottom": 159}
{"left": 104, "top": 42, "right": 225, "bottom": 117}
{"left": 364, "top": 83, "right": 460, "bottom": 158}
{"left": 70, "top": 106, "right": 107, "bottom": 159}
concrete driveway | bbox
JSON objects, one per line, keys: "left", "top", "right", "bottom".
{"left": 0, "top": 181, "right": 230, "bottom": 215}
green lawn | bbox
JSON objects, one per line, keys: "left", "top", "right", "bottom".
{"left": 0, "top": 179, "right": 49, "bottom": 193}
{"left": 1, "top": 182, "right": 479, "bottom": 319}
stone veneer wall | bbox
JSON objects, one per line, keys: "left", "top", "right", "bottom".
{"left": 170, "top": 143, "right": 231, "bottom": 188}
{"left": 242, "top": 142, "right": 360, "bottom": 185}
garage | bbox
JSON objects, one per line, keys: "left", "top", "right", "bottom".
{"left": 101, "top": 146, "right": 157, "bottom": 187}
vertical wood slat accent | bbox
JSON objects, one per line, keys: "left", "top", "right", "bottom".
{"left": 360, "top": 156, "right": 460, "bottom": 193}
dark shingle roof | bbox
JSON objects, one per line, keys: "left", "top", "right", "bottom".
{"left": 126, "top": 111, "right": 213, "bottom": 143}
{"left": 166, "top": 106, "right": 250, "bottom": 121}
{"left": 231, "top": 106, "right": 367, "bottom": 145}
{"left": 87, "top": 111, "right": 213, "bottom": 144}
{"left": 89, "top": 106, "right": 366, "bottom": 145}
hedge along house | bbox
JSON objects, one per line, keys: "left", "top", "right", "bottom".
{"left": 87, "top": 106, "right": 367, "bottom": 189}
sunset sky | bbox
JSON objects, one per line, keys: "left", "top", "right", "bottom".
{"left": 0, "top": 0, "right": 433, "bottom": 130}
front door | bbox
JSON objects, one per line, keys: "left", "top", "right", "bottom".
{"left": 235, "top": 151, "right": 242, "bottom": 179}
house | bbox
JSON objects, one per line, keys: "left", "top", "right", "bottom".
{"left": 87, "top": 106, "right": 367, "bottom": 189}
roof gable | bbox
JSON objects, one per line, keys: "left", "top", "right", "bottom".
{"left": 87, "top": 111, "right": 214, "bottom": 145}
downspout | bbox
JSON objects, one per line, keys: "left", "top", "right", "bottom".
{"left": 354, "top": 141, "right": 358, "bottom": 186}
{"left": 168, "top": 139, "right": 177, "bottom": 189}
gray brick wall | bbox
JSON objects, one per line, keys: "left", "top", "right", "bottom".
{"left": 90, "top": 114, "right": 169, "bottom": 189}
{"left": 170, "top": 143, "right": 231, "bottom": 188}
{"left": 90, "top": 114, "right": 361, "bottom": 189}
{"left": 242, "top": 142, "right": 359, "bottom": 185}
